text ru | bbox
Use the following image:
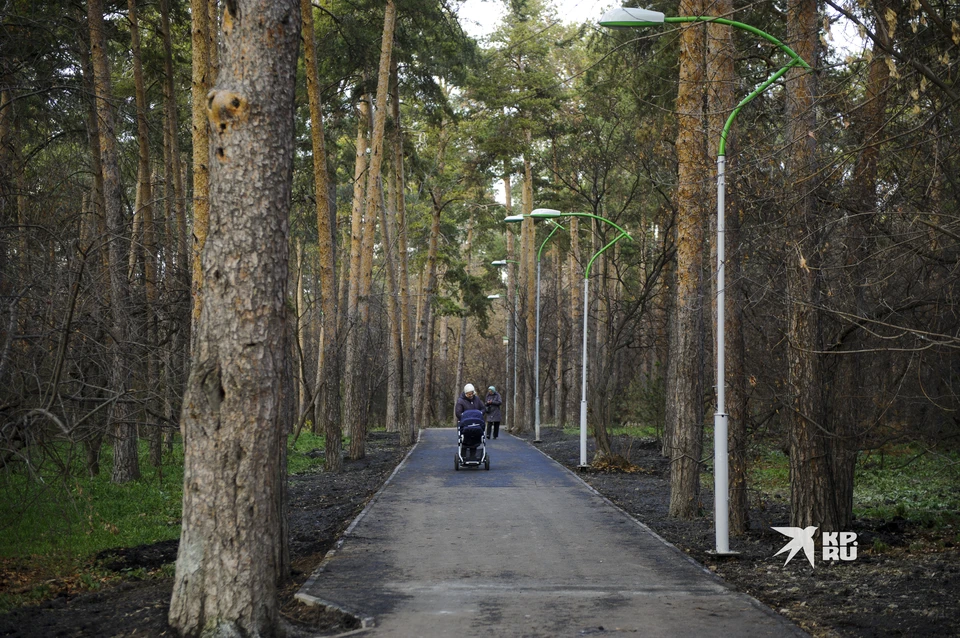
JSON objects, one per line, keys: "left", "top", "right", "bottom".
{"left": 822, "top": 531, "right": 858, "bottom": 561}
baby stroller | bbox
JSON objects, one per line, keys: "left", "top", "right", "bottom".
{"left": 455, "top": 409, "right": 489, "bottom": 471}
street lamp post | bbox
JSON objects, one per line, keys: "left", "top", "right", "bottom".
{"left": 528, "top": 209, "right": 632, "bottom": 468}
{"left": 600, "top": 6, "right": 812, "bottom": 555}
{"left": 492, "top": 260, "right": 520, "bottom": 430}
{"left": 505, "top": 215, "right": 565, "bottom": 443}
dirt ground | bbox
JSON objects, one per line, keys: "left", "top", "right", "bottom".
{"left": 1, "top": 428, "right": 957, "bottom": 637}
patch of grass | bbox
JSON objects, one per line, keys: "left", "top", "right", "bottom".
{"left": 740, "top": 444, "right": 960, "bottom": 529}
{"left": 750, "top": 449, "right": 791, "bottom": 497}
{"left": 0, "top": 442, "right": 184, "bottom": 562}
{"left": 609, "top": 423, "right": 660, "bottom": 439}
{"left": 0, "top": 440, "right": 184, "bottom": 611}
{"left": 287, "top": 430, "right": 327, "bottom": 475}
{"left": 853, "top": 446, "right": 960, "bottom": 529}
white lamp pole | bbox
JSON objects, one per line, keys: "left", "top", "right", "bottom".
{"left": 599, "top": 5, "right": 811, "bottom": 554}
{"left": 528, "top": 209, "right": 632, "bottom": 468}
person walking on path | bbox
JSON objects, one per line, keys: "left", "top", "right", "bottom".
{"left": 455, "top": 383, "right": 484, "bottom": 424}
{"left": 484, "top": 386, "right": 502, "bottom": 439}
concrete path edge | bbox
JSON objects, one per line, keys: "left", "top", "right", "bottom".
{"left": 523, "top": 437, "right": 807, "bottom": 637}
{"left": 294, "top": 429, "right": 425, "bottom": 629}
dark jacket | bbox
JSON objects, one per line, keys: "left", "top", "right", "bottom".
{"left": 455, "top": 392, "right": 485, "bottom": 422}
{"left": 484, "top": 391, "right": 503, "bottom": 422}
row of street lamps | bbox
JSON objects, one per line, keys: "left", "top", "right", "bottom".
{"left": 483, "top": 6, "right": 812, "bottom": 556}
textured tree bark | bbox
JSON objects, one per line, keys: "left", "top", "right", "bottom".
{"left": 88, "top": 0, "right": 140, "bottom": 484}
{"left": 784, "top": 0, "right": 841, "bottom": 531}
{"left": 189, "top": 0, "right": 211, "bottom": 344}
{"left": 168, "top": 0, "right": 300, "bottom": 634}
{"left": 300, "top": 0, "right": 342, "bottom": 472}
{"left": 554, "top": 244, "right": 567, "bottom": 428}
{"left": 520, "top": 143, "right": 536, "bottom": 434}
{"left": 160, "top": 0, "right": 188, "bottom": 448}
{"left": 668, "top": 0, "right": 710, "bottom": 519}
{"left": 414, "top": 198, "right": 441, "bottom": 427}
{"left": 343, "top": 98, "right": 369, "bottom": 443}
{"left": 706, "top": 0, "right": 749, "bottom": 535}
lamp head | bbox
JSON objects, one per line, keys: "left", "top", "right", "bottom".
{"left": 531, "top": 208, "right": 563, "bottom": 219}
{"left": 503, "top": 215, "right": 525, "bottom": 223}
{"left": 491, "top": 260, "right": 508, "bottom": 266}
{"left": 599, "top": 7, "right": 666, "bottom": 29}
{"left": 487, "top": 294, "right": 501, "bottom": 299}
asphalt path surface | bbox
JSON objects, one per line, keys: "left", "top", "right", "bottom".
{"left": 297, "top": 429, "right": 806, "bottom": 637}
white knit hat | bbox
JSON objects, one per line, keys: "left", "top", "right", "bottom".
{"left": 464, "top": 383, "right": 475, "bottom": 394}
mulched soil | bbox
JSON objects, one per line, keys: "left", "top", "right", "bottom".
{"left": 1, "top": 427, "right": 957, "bottom": 637}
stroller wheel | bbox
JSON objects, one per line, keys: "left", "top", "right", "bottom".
{"left": 454, "top": 455, "right": 460, "bottom": 471}
{"left": 484, "top": 457, "right": 490, "bottom": 470}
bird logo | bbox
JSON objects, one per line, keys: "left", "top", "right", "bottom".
{"left": 772, "top": 526, "right": 818, "bottom": 567}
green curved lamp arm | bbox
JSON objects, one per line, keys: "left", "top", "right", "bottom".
{"left": 586, "top": 232, "right": 630, "bottom": 279}
{"left": 663, "top": 17, "right": 813, "bottom": 157}
{"left": 537, "top": 223, "right": 565, "bottom": 262}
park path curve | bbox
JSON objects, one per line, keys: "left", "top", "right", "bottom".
{"left": 297, "top": 428, "right": 805, "bottom": 637}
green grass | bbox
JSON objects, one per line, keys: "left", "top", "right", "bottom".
{"left": 287, "top": 430, "right": 327, "bottom": 474}
{"left": 0, "top": 440, "right": 184, "bottom": 611}
{"left": 0, "top": 430, "right": 335, "bottom": 611}
{"left": 0, "top": 442, "right": 184, "bottom": 562}
{"left": 739, "top": 444, "right": 960, "bottom": 528}
{"left": 853, "top": 447, "right": 960, "bottom": 527}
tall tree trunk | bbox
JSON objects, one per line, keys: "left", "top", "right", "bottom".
{"left": 828, "top": 0, "right": 892, "bottom": 530}
{"left": 414, "top": 198, "right": 442, "bottom": 427}
{"left": 169, "top": 1, "right": 300, "bottom": 633}
{"left": 88, "top": 0, "right": 140, "bottom": 484}
{"left": 504, "top": 170, "right": 517, "bottom": 430}
{"left": 568, "top": 216, "right": 580, "bottom": 437}
{"left": 707, "top": 1, "right": 749, "bottom": 535}
{"left": 190, "top": 0, "right": 213, "bottom": 349}
{"left": 554, "top": 243, "right": 567, "bottom": 428}
{"left": 349, "top": 0, "right": 397, "bottom": 459}
{"left": 392, "top": 59, "right": 415, "bottom": 445}
{"left": 668, "top": 1, "right": 710, "bottom": 519}
{"left": 128, "top": 0, "right": 161, "bottom": 468}
{"left": 381, "top": 150, "right": 403, "bottom": 435}
{"left": 300, "top": 0, "right": 342, "bottom": 471}
{"left": 520, "top": 145, "right": 535, "bottom": 435}
{"left": 343, "top": 98, "right": 369, "bottom": 443}
{"left": 784, "top": 0, "right": 839, "bottom": 531}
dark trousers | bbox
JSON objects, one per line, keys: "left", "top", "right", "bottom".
{"left": 486, "top": 421, "right": 500, "bottom": 439}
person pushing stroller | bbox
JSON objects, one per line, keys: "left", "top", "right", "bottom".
{"left": 455, "top": 383, "right": 485, "bottom": 428}
{"left": 454, "top": 384, "right": 490, "bottom": 470}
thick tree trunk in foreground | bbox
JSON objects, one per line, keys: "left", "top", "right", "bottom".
{"left": 668, "top": 1, "right": 710, "bottom": 519}
{"left": 169, "top": 1, "right": 301, "bottom": 634}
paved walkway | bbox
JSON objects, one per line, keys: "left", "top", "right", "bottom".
{"left": 297, "top": 429, "right": 805, "bottom": 637}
